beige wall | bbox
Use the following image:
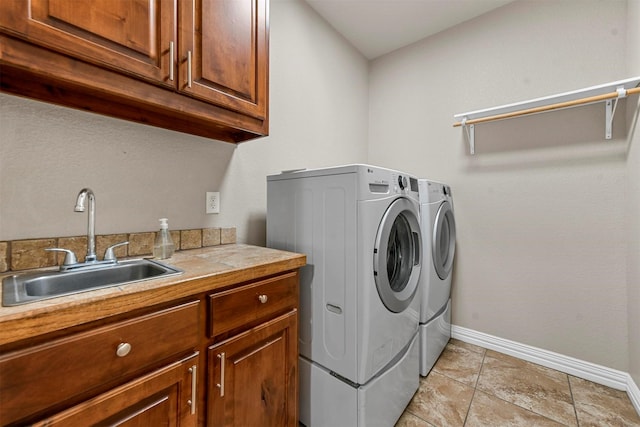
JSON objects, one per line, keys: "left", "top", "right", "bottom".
{"left": 0, "top": 0, "right": 369, "bottom": 245}
{"left": 0, "top": 0, "right": 636, "bottom": 376}
{"left": 369, "top": 0, "right": 631, "bottom": 370}
{"left": 626, "top": 0, "right": 640, "bottom": 388}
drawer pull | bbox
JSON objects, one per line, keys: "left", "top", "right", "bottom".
{"left": 169, "top": 41, "right": 175, "bottom": 81}
{"left": 258, "top": 294, "right": 268, "bottom": 304}
{"left": 187, "top": 365, "right": 197, "bottom": 414}
{"left": 116, "top": 342, "right": 131, "bottom": 357}
{"left": 217, "top": 352, "right": 225, "bottom": 397}
{"left": 187, "top": 51, "right": 193, "bottom": 88}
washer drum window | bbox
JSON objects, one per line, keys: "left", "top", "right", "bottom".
{"left": 373, "top": 198, "right": 422, "bottom": 313}
{"left": 432, "top": 201, "right": 456, "bottom": 280}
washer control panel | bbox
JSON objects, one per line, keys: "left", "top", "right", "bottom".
{"left": 362, "top": 166, "right": 419, "bottom": 200}
{"left": 392, "top": 173, "right": 418, "bottom": 194}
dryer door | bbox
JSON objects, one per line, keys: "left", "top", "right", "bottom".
{"left": 432, "top": 200, "right": 456, "bottom": 280}
{"left": 373, "top": 198, "right": 422, "bottom": 313}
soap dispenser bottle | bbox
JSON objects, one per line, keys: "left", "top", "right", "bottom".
{"left": 153, "top": 218, "right": 175, "bottom": 259}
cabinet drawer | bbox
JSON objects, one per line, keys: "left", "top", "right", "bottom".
{"left": 0, "top": 300, "right": 199, "bottom": 426}
{"left": 209, "top": 272, "right": 298, "bottom": 338}
{"left": 32, "top": 352, "right": 199, "bottom": 427}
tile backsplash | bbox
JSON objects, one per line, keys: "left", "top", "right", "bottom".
{"left": 0, "top": 227, "right": 236, "bottom": 273}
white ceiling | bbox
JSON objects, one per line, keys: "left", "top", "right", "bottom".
{"left": 303, "top": 0, "right": 515, "bottom": 59}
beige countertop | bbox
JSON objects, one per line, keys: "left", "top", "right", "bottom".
{"left": 0, "top": 244, "right": 306, "bottom": 347}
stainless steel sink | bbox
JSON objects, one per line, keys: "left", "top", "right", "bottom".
{"left": 2, "top": 259, "right": 183, "bottom": 306}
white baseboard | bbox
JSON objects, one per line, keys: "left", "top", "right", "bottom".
{"left": 451, "top": 325, "right": 640, "bottom": 415}
{"left": 628, "top": 373, "right": 640, "bottom": 417}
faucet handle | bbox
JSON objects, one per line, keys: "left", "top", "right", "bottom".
{"left": 104, "top": 241, "right": 129, "bottom": 262}
{"left": 45, "top": 248, "right": 78, "bottom": 267}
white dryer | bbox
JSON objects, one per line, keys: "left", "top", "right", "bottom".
{"left": 418, "top": 179, "right": 456, "bottom": 376}
{"left": 267, "top": 164, "right": 422, "bottom": 427}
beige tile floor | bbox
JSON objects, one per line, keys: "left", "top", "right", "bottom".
{"left": 397, "top": 339, "right": 640, "bottom": 427}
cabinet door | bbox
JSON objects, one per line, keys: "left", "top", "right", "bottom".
{"left": 33, "top": 353, "right": 199, "bottom": 427}
{"left": 0, "top": 0, "right": 176, "bottom": 86}
{"left": 208, "top": 311, "right": 298, "bottom": 427}
{"left": 179, "top": 0, "right": 269, "bottom": 120}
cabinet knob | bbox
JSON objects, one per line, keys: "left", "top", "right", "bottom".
{"left": 116, "top": 342, "right": 132, "bottom": 357}
{"left": 258, "top": 294, "right": 268, "bottom": 304}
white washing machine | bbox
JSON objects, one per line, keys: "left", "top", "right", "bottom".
{"left": 418, "top": 179, "right": 456, "bottom": 376}
{"left": 267, "top": 164, "right": 422, "bottom": 427}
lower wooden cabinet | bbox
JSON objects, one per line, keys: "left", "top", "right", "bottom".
{"left": 0, "top": 269, "right": 300, "bottom": 427}
{"left": 207, "top": 311, "right": 298, "bottom": 427}
{"left": 0, "top": 300, "right": 200, "bottom": 426}
{"left": 32, "top": 352, "right": 199, "bottom": 427}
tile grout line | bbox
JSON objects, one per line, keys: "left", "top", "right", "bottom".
{"left": 473, "top": 388, "right": 575, "bottom": 426}
{"left": 461, "top": 348, "right": 487, "bottom": 426}
{"left": 467, "top": 345, "right": 578, "bottom": 426}
{"left": 567, "top": 374, "right": 582, "bottom": 427}
{"left": 399, "top": 340, "right": 639, "bottom": 427}
{"left": 402, "top": 379, "right": 444, "bottom": 427}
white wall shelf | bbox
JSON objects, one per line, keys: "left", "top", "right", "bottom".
{"left": 454, "top": 76, "right": 640, "bottom": 154}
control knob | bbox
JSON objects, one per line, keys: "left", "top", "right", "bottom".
{"left": 398, "top": 175, "right": 407, "bottom": 190}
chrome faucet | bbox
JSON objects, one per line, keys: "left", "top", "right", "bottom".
{"left": 75, "top": 188, "right": 97, "bottom": 262}
{"left": 45, "top": 188, "right": 128, "bottom": 271}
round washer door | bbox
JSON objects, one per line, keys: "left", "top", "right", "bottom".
{"left": 373, "top": 198, "right": 422, "bottom": 313}
{"left": 432, "top": 200, "right": 456, "bottom": 280}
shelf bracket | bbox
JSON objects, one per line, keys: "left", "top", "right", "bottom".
{"left": 462, "top": 117, "right": 475, "bottom": 155}
{"left": 605, "top": 86, "right": 627, "bottom": 139}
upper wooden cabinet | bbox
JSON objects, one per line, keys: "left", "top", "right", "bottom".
{"left": 0, "top": 0, "right": 176, "bottom": 87}
{"left": 0, "top": 0, "right": 269, "bottom": 143}
{"left": 180, "top": 0, "right": 268, "bottom": 120}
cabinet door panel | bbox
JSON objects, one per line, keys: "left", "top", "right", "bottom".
{"left": 208, "top": 311, "right": 297, "bottom": 426}
{"left": 0, "top": 0, "right": 175, "bottom": 86}
{"left": 234, "top": 333, "right": 286, "bottom": 426}
{"left": 201, "top": 0, "right": 253, "bottom": 98}
{"left": 180, "top": 0, "right": 268, "bottom": 120}
{"left": 47, "top": 0, "right": 152, "bottom": 56}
